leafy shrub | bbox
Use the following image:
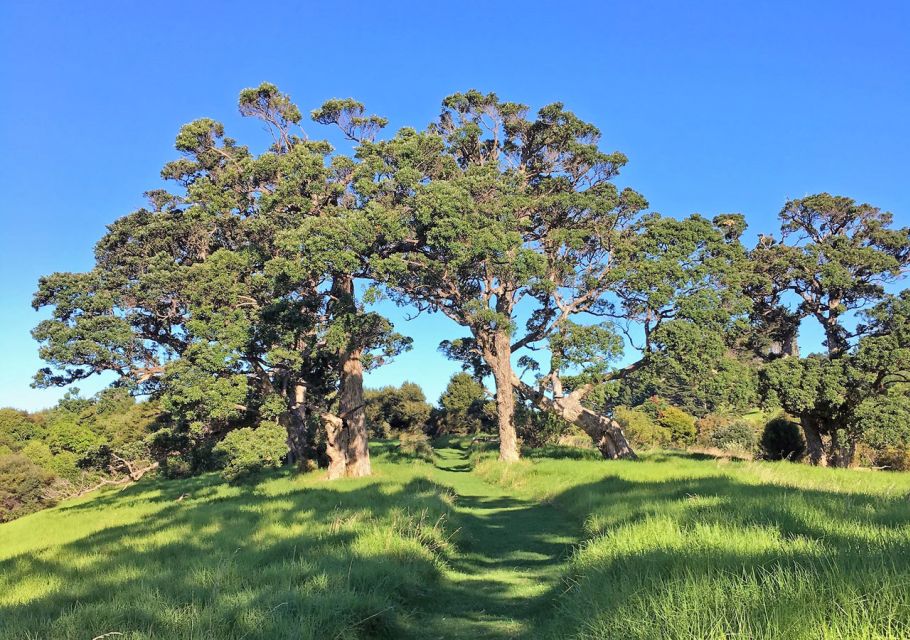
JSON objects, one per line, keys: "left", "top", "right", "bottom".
{"left": 214, "top": 422, "right": 288, "bottom": 482}
{"left": 0, "top": 454, "right": 56, "bottom": 522}
{"left": 515, "top": 403, "right": 572, "bottom": 448}
{"left": 695, "top": 413, "right": 732, "bottom": 446}
{"left": 658, "top": 405, "right": 697, "bottom": 446}
{"left": 614, "top": 406, "right": 669, "bottom": 448}
{"left": 398, "top": 431, "right": 434, "bottom": 462}
{"left": 707, "top": 420, "right": 758, "bottom": 453}
{"left": 45, "top": 418, "right": 101, "bottom": 455}
{"left": 760, "top": 417, "right": 806, "bottom": 461}
{"left": 19, "top": 439, "right": 55, "bottom": 469}
{"left": 365, "top": 382, "right": 432, "bottom": 437}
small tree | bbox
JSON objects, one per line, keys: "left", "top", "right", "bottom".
{"left": 432, "top": 373, "right": 495, "bottom": 435}
{"left": 364, "top": 382, "right": 432, "bottom": 436}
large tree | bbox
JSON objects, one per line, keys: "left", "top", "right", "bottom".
{"left": 359, "top": 91, "right": 747, "bottom": 460}
{"left": 33, "top": 84, "right": 406, "bottom": 478}
{"left": 751, "top": 194, "right": 910, "bottom": 465}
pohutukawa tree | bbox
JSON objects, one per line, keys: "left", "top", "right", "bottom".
{"left": 359, "top": 91, "right": 748, "bottom": 460}
{"left": 33, "top": 83, "right": 408, "bottom": 479}
{"left": 750, "top": 193, "right": 910, "bottom": 466}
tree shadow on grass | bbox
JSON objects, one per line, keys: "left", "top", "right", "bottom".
{"left": 0, "top": 475, "right": 456, "bottom": 640}
{"left": 527, "top": 466, "right": 910, "bottom": 639}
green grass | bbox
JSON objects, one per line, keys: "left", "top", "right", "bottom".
{"left": 3, "top": 441, "right": 910, "bottom": 639}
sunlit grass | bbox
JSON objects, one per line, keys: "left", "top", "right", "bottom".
{"left": 475, "top": 449, "right": 910, "bottom": 639}
{"left": 3, "top": 441, "right": 910, "bottom": 639}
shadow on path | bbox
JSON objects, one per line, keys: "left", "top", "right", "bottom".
{"left": 404, "top": 444, "right": 581, "bottom": 639}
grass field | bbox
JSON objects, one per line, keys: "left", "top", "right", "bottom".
{"left": 2, "top": 440, "right": 910, "bottom": 639}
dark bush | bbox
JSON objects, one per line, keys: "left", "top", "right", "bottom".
{"left": 0, "top": 454, "right": 56, "bottom": 522}
{"left": 760, "top": 417, "right": 806, "bottom": 461}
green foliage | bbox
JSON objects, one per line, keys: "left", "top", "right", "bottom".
{"left": 432, "top": 373, "right": 494, "bottom": 435}
{"left": 0, "top": 408, "right": 43, "bottom": 452}
{"left": 761, "top": 417, "right": 807, "bottom": 461}
{"left": 707, "top": 420, "right": 758, "bottom": 453}
{"left": 613, "top": 406, "right": 669, "bottom": 448}
{"left": 639, "top": 397, "right": 696, "bottom": 446}
{"left": 514, "top": 402, "right": 573, "bottom": 448}
{"left": 364, "top": 382, "right": 432, "bottom": 437}
{"left": 213, "top": 423, "right": 289, "bottom": 482}
{"left": 0, "top": 454, "right": 55, "bottom": 522}
{"left": 398, "top": 431, "right": 434, "bottom": 462}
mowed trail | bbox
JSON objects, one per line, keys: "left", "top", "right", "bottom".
{"left": 403, "top": 443, "right": 581, "bottom": 639}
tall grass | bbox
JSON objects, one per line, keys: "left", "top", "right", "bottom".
{"left": 4, "top": 441, "right": 910, "bottom": 639}
{"left": 0, "top": 447, "right": 454, "bottom": 640}
{"left": 475, "top": 450, "right": 910, "bottom": 639}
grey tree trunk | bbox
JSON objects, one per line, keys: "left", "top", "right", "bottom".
{"left": 489, "top": 330, "right": 520, "bottom": 462}
{"left": 322, "top": 412, "right": 348, "bottom": 479}
{"left": 801, "top": 420, "right": 828, "bottom": 466}
{"left": 284, "top": 383, "right": 312, "bottom": 467}
{"left": 511, "top": 376, "right": 636, "bottom": 460}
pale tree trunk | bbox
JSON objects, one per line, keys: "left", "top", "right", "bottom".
{"left": 339, "top": 347, "right": 371, "bottom": 477}
{"left": 322, "top": 412, "right": 348, "bottom": 479}
{"left": 284, "top": 383, "right": 312, "bottom": 467}
{"left": 489, "top": 329, "right": 520, "bottom": 462}
{"left": 512, "top": 375, "right": 636, "bottom": 460}
{"left": 801, "top": 420, "right": 828, "bottom": 466}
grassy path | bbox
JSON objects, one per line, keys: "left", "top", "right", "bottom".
{"left": 406, "top": 442, "right": 581, "bottom": 639}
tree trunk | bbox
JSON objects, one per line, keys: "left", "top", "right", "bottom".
{"left": 339, "top": 347, "right": 371, "bottom": 477}
{"left": 490, "top": 330, "right": 520, "bottom": 462}
{"left": 284, "top": 383, "right": 312, "bottom": 467}
{"left": 512, "top": 375, "right": 636, "bottom": 460}
{"left": 828, "top": 429, "right": 855, "bottom": 468}
{"left": 331, "top": 273, "right": 372, "bottom": 478}
{"left": 801, "top": 420, "right": 827, "bottom": 466}
{"left": 322, "top": 412, "right": 348, "bottom": 479}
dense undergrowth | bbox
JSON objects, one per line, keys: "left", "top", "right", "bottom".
{"left": 3, "top": 439, "right": 910, "bottom": 639}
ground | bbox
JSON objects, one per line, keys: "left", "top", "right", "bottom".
{"left": 2, "top": 439, "right": 910, "bottom": 639}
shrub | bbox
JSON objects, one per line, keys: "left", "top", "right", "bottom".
{"left": 0, "top": 454, "right": 56, "bottom": 522}
{"left": 872, "top": 447, "right": 910, "bottom": 471}
{"left": 213, "top": 422, "right": 289, "bottom": 482}
{"left": 760, "top": 417, "right": 806, "bottom": 461}
{"left": 515, "top": 403, "right": 572, "bottom": 448}
{"left": 695, "top": 413, "right": 732, "bottom": 446}
{"left": 707, "top": 420, "right": 758, "bottom": 453}
{"left": 656, "top": 406, "right": 697, "bottom": 446}
{"left": 398, "top": 431, "right": 434, "bottom": 462}
{"left": 614, "top": 406, "right": 669, "bottom": 448}
{"left": 365, "top": 382, "right": 432, "bottom": 437}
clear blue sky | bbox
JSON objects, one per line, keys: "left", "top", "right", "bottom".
{"left": 1, "top": 0, "right": 908, "bottom": 411}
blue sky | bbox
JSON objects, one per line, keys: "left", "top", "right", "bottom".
{"left": 1, "top": 0, "right": 908, "bottom": 411}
